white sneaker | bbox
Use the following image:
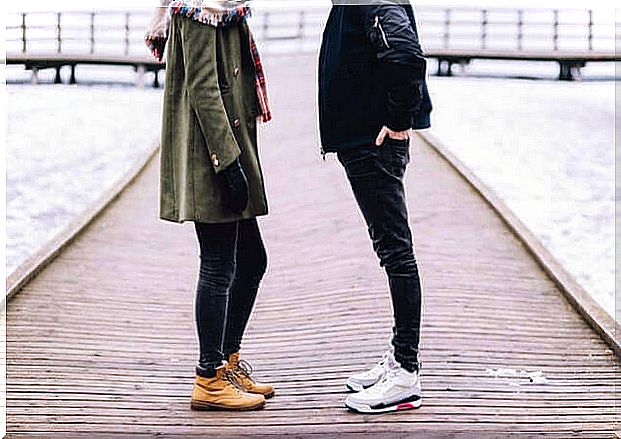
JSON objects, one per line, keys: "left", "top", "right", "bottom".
{"left": 345, "top": 356, "right": 422, "bottom": 414}
{"left": 346, "top": 349, "right": 394, "bottom": 392}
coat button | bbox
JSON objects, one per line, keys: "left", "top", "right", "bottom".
{"left": 211, "top": 154, "right": 220, "bottom": 167}
{"left": 234, "top": 67, "right": 240, "bottom": 77}
{"left": 233, "top": 118, "right": 241, "bottom": 128}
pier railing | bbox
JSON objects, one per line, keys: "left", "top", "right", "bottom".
{"left": 5, "top": 7, "right": 619, "bottom": 83}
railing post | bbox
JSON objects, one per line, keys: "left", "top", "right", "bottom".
{"left": 587, "top": 9, "right": 593, "bottom": 51}
{"left": 90, "top": 12, "right": 95, "bottom": 54}
{"left": 124, "top": 12, "right": 130, "bottom": 56}
{"left": 443, "top": 8, "right": 450, "bottom": 49}
{"left": 298, "top": 10, "right": 305, "bottom": 39}
{"left": 57, "top": 12, "right": 62, "bottom": 53}
{"left": 481, "top": 9, "right": 488, "bottom": 50}
{"left": 517, "top": 9, "right": 523, "bottom": 51}
{"left": 21, "top": 13, "right": 27, "bottom": 53}
{"left": 263, "top": 11, "right": 270, "bottom": 40}
{"left": 552, "top": 9, "right": 559, "bottom": 51}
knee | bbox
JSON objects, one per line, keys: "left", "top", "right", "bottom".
{"left": 250, "top": 247, "right": 268, "bottom": 280}
{"left": 257, "top": 249, "right": 268, "bottom": 278}
{"left": 198, "top": 254, "right": 236, "bottom": 289}
{"left": 381, "top": 248, "right": 419, "bottom": 277}
{"left": 237, "top": 246, "right": 268, "bottom": 282}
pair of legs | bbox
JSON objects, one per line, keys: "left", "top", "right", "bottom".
{"left": 337, "top": 138, "right": 423, "bottom": 372}
{"left": 193, "top": 218, "right": 267, "bottom": 377}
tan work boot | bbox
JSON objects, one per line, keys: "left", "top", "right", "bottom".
{"left": 227, "top": 352, "right": 275, "bottom": 399}
{"left": 190, "top": 365, "right": 265, "bottom": 411}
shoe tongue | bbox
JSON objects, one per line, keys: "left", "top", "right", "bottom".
{"left": 228, "top": 353, "right": 240, "bottom": 368}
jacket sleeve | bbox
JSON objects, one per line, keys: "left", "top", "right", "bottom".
{"left": 361, "top": 1, "right": 427, "bottom": 132}
{"left": 179, "top": 17, "right": 240, "bottom": 173}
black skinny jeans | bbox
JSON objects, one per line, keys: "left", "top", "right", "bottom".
{"left": 337, "top": 139, "right": 423, "bottom": 372}
{"left": 194, "top": 218, "right": 267, "bottom": 377}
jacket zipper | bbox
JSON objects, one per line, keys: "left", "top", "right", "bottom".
{"left": 374, "top": 16, "right": 390, "bottom": 49}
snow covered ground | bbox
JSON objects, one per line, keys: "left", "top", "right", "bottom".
{"left": 426, "top": 76, "right": 616, "bottom": 319}
{"left": 6, "top": 82, "right": 162, "bottom": 273}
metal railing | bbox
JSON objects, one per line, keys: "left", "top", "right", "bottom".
{"left": 417, "top": 7, "right": 617, "bottom": 52}
{"left": 5, "top": 7, "right": 619, "bottom": 84}
{"left": 6, "top": 7, "right": 618, "bottom": 56}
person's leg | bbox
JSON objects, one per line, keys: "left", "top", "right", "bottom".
{"left": 193, "top": 221, "right": 238, "bottom": 377}
{"left": 191, "top": 220, "right": 266, "bottom": 411}
{"left": 337, "top": 140, "right": 422, "bottom": 373}
{"left": 223, "top": 218, "right": 268, "bottom": 357}
{"left": 221, "top": 219, "right": 274, "bottom": 398}
{"left": 340, "top": 140, "right": 423, "bottom": 413}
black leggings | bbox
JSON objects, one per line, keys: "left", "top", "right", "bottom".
{"left": 194, "top": 218, "right": 267, "bottom": 377}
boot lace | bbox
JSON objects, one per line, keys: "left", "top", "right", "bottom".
{"left": 228, "top": 359, "right": 256, "bottom": 387}
{"left": 236, "top": 359, "right": 254, "bottom": 378}
{"left": 223, "top": 369, "right": 245, "bottom": 391}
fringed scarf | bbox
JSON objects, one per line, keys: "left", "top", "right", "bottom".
{"left": 145, "top": 0, "right": 272, "bottom": 123}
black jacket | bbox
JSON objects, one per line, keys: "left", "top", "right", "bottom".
{"left": 318, "top": 0, "right": 432, "bottom": 153}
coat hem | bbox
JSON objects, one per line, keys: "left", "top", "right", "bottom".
{"left": 159, "top": 210, "right": 268, "bottom": 225}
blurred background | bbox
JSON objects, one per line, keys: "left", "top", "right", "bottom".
{"left": 5, "top": 0, "right": 619, "bottom": 323}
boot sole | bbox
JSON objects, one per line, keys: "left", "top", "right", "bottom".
{"left": 190, "top": 399, "right": 265, "bottom": 411}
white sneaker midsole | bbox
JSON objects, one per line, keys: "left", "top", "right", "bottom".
{"left": 345, "top": 396, "right": 422, "bottom": 414}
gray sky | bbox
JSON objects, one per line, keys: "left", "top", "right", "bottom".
{"left": 8, "top": 0, "right": 618, "bottom": 12}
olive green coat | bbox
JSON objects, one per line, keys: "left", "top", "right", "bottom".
{"left": 159, "top": 14, "right": 268, "bottom": 224}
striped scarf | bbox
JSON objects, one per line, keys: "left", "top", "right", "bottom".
{"left": 145, "top": 0, "right": 271, "bottom": 123}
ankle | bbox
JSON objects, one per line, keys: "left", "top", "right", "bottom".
{"left": 196, "top": 361, "right": 224, "bottom": 378}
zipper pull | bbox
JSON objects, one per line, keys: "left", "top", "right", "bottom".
{"left": 373, "top": 15, "right": 391, "bottom": 49}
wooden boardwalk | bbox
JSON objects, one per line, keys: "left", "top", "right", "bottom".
{"left": 6, "top": 54, "right": 620, "bottom": 437}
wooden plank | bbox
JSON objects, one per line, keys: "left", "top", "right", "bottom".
{"left": 6, "top": 53, "right": 620, "bottom": 436}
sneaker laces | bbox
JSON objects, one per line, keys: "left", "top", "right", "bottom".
{"left": 370, "top": 349, "right": 392, "bottom": 375}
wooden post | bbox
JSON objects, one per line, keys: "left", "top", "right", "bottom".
{"left": 90, "top": 12, "right": 95, "bottom": 54}
{"left": 443, "top": 8, "right": 450, "bottom": 49}
{"left": 136, "top": 64, "right": 146, "bottom": 88}
{"left": 153, "top": 69, "right": 160, "bottom": 88}
{"left": 31, "top": 66, "right": 39, "bottom": 85}
{"left": 54, "top": 66, "right": 62, "bottom": 84}
{"left": 587, "top": 9, "right": 593, "bottom": 51}
{"left": 552, "top": 9, "right": 559, "bottom": 51}
{"left": 57, "top": 12, "right": 62, "bottom": 53}
{"left": 481, "top": 9, "right": 488, "bottom": 50}
{"left": 124, "top": 13, "right": 130, "bottom": 56}
{"left": 21, "top": 13, "right": 27, "bottom": 53}
{"left": 517, "top": 9, "right": 523, "bottom": 51}
{"left": 70, "top": 64, "right": 77, "bottom": 84}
